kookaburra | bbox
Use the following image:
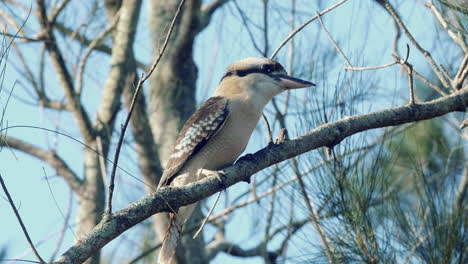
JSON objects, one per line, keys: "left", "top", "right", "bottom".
{"left": 157, "top": 57, "right": 314, "bottom": 263}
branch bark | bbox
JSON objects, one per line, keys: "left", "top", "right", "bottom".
{"left": 199, "top": 0, "right": 231, "bottom": 29}
{"left": 54, "top": 88, "right": 468, "bottom": 264}
{"left": 36, "top": 0, "right": 94, "bottom": 143}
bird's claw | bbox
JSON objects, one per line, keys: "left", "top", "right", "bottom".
{"left": 216, "top": 171, "right": 228, "bottom": 190}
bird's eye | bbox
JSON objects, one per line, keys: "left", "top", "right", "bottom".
{"left": 262, "top": 64, "right": 274, "bottom": 73}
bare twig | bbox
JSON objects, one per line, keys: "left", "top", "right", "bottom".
{"left": 0, "top": 125, "right": 145, "bottom": 188}
{"left": 76, "top": 10, "right": 121, "bottom": 96}
{"left": 36, "top": 0, "right": 94, "bottom": 142}
{"left": 192, "top": 190, "right": 223, "bottom": 239}
{"left": 0, "top": 174, "right": 46, "bottom": 264}
{"left": 0, "top": 135, "right": 83, "bottom": 193}
{"left": 454, "top": 53, "right": 468, "bottom": 90}
{"left": 412, "top": 66, "right": 447, "bottom": 96}
{"left": 0, "top": 259, "right": 40, "bottom": 263}
{"left": 401, "top": 45, "right": 416, "bottom": 104}
{"left": 54, "top": 23, "right": 147, "bottom": 70}
{"left": 407, "top": 63, "right": 415, "bottom": 104}
{"left": 270, "top": 0, "right": 349, "bottom": 59}
{"left": 344, "top": 61, "right": 397, "bottom": 71}
{"left": 232, "top": 0, "right": 263, "bottom": 55}
{"left": 291, "top": 158, "right": 335, "bottom": 263}
{"left": 383, "top": 0, "right": 451, "bottom": 89}
{"left": 426, "top": 1, "right": 467, "bottom": 54}
{"left": 261, "top": 113, "right": 273, "bottom": 143}
{"left": 49, "top": 0, "right": 71, "bottom": 25}
{"left": 49, "top": 186, "right": 75, "bottom": 262}
{"left": 316, "top": 11, "right": 352, "bottom": 67}
{"left": 262, "top": 0, "right": 269, "bottom": 57}
{"left": 105, "top": 0, "right": 186, "bottom": 215}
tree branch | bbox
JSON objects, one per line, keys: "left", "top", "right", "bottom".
{"left": 53, "top": 23, "right": 148, "bottom": 70}
{"left": 52, "top": 88, "right": 468, "bottom": 263}
{"left": 199, "top": 0, "right": 230, "bottom": 29}
{"left": 105, "top": 0, "right": 186, "bottom": 215}
{"left": 270, "top": 0, "right": 349, "bottom": 59}
{"left": 0, "top": 136, "right": 83, "bottom": 193}
{"left": 382, "top": 0, "right": 451, "bottom": 89}
{"left": 36, "top": 0, "right": 94, "bottom": 142}
{"left": 426, "top": 1, "right": 468, "bottom": 54}
{"left": 206, "top": 240, "right": 277, "bottom": 261}
{"left": 95, "top": 0, "right": 141, "bottom": 130}
{"left": 0, "top": 173, "right": 46, "bottom": 264}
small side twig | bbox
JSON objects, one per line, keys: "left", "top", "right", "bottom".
{"left": 392, "top": 45, "right": 417, "bottom": 104}
{"left": 76, "top": 10, "right": 121, "bottom": 96}
{"left": 400, "top": 45, "right": 415, "bottom": 104}
{"left": 270, "top": 0, "right": 348, "bottom": 59}
{"left": 407, "top": 63, "right": 415, "bottom": 105}
{"left": 0, "top": 174, "right": 46, "bottom": 264}
{"left": 426, "top": 1, "right": 468, "bottom": 54}
{"left": 454, "top": 53, "right": 468, "bottom": 90}
{"left": 105, "top": 0, "right": 186, "bottom": 216}
{"left": 261, "top": 113, "right": 273, "bottom": 144}
{"left": 383, "top": 0, "right": 451, "bottom": 89}
{"left": 316, "top": 11, "right": 352, "bottom": 67}
{"left": 192, "top": 190, "right": 223, "bottom": 239}
{"left": 290, "top": 158, "right": 334, "bottom": 263}
{"left": 344, "top": 61, "right": 397, "bottom": 71}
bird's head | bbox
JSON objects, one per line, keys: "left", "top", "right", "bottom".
{"left": 215, "top": 57, "right": 315, "bottom": 103}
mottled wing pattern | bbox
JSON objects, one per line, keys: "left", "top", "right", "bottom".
{"left": 157, "top": 96, "right": 229, "bottom": 189}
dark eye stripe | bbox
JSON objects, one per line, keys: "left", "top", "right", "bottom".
{"left": 221, "top": 63, "right": 284, "bottom": 81}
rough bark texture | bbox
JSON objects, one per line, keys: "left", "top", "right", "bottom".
{"left": 82, "top": 1, "right": 142, "bottom": 263}
{"left": 148, "top": 0, "right": 199, "bottom": 163}
{"left": 147, "top": 1, "right": 205, "bottom": 263}
{"left": 53, "top": 89, "right": 468, "bottom": 264}
{"left": 77, "top": 145, "right": 105, "bottom": 264}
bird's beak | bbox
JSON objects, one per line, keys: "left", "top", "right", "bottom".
{"left": 274, "top": 74, "right": 315, "bottom": 89}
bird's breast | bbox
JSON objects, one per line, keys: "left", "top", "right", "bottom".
{"left": 180, "top": 100, "right": 262, "bottom": 173}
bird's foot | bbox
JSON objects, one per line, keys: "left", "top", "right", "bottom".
{"left": 216, "top": 171, "right": 228, "bottom": 190}
{"left": 198, "top": 169, "right": 228, "bottom": 189}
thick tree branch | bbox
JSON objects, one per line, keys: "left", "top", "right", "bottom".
{"left": 0, "top": 136, "right": 83, "bottom": 193}
{"left": 36, "top": 0, "right": 94, "bottom": 142}
{"left": 52, "top": 88, "right": 468, "bottom": 263}
{"left": 49, "top": 0, "right": 71, "bottom": 25}
{"left": 95, "top": 0, "right": 141, "bottom": 132}
{"left": 206, "top": 240, "right": 277, "bottom": 261}
{"left": 199, "top": 0, "right": 230, "bottom": 29}
{"left": 105, "top": 0, "right": 184, "bottom": 215}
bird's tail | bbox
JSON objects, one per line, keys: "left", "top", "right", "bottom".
{"left": 158, "top": 204, "right": 197, "bottom": 264}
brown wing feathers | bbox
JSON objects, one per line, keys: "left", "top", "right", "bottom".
{"left": 157, "top": 96, "right": 229, "bottom": 188}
